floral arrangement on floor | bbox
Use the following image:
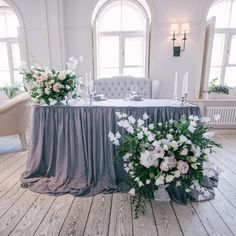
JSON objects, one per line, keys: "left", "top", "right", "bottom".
{"left": 108, "top": 113, "right": 221, "bottom": 217}
{"left": 20, "top": 57, "right": 81, "bottom": 105}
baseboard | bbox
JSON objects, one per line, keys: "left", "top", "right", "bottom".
{"left": 211, "top": 128, "right": 236, "bottom": 135}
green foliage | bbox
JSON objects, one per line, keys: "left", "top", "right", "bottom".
{"left": 0, "top": 82, "right": 23, "bottom": 98}
{"left": 207, "top": 78, "right": 230, "bottom": 94}
{"left": 112, "top": 114, "right": 221, "bottom": 218}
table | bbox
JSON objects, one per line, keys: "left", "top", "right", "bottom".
{"left": 21, "top": 99, "right": 201, "bottom": 196}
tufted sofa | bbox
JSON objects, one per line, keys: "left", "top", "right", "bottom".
{"left": 94, "top": 76, "right": 160, "bottom": 99}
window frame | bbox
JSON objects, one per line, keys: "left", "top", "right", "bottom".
{"left": 0, "top": 5, "right": 23, "bottom": 85}
{"left": 208, "top": 0, "right": 236, "bottom": 87}
{"left": 93, "top": 0, "right": 150, "bottom": 79}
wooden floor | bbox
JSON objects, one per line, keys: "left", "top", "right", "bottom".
{"left": 0, "top": 135, "right": 236, "bottom": 236}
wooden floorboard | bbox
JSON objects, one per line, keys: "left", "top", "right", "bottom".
{"left": 0, "top": 135, "right": 236, "bottom": 235}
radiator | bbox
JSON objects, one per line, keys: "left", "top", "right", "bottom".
{"left": 206, "top": 106, "right": 236, "bottom": 125}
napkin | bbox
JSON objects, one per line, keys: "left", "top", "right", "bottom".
{"left": 131, "top": 95, "right": 143, "bottom": 101}
{"left": 93, "top": 94, "right": 107, "bottom": 101}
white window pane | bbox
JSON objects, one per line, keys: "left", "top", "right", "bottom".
{"left": 0, "top": 11, "right": 7, "bottom": 38}
{"left": 0, "top": 71, "right": 11, "bottom": 86}
{"left": 209, "top": 67, "right": 221, "bottom": 84}
{"left": 99, "top": 68, "right": 119, "bottom": 78}
{"left": 207, "top": 0, "right": 231, "bottom": 28}
{"left": 99, "top": 4, "right": 121, "bottom": 32}
{"left": 0, "top": 42, "right": 9, "bottom": 70}
{"left": 211, "top": 34, "right": 225, "bottom": 67}
{"left": 125, "top": 37, "right": 144, "bottom": 66}
{"left": 11, "top": 43, "right": 21, "bottom": 69}
{"left": 229, "top": 36, "right": 236, "bottom": 64}
{"left": 5, "top": 10, "right": 19, "bottom": 37}
{"left": 99, "top": 36, "right": 119, "bottom": 68}
{"left": 225, "top": 67, "right": 236, "bottom": 87}
{"left": 122, "top": 2, "right": 145, "bottom": 31}
{"left": 13, "top": 71, "right": 23, "bottom": 83}
{"left": 230, "top": 0, "right": 236, "bottom": 28}
{"left": 123, "top": 67, "right": 143, "bottom": 77}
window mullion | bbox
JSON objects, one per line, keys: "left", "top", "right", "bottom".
{"left": 120, "top": 35, "right": 124, "bottom": 75}
{"left": 220, "top": 31, "right": 230, "bottom": 84}
{"left": 6, "top": 41, "right": 14, "bottom": 83}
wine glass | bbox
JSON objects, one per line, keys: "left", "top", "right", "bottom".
{"left": 130, "top": 84, "right": 138, "bottom": 96}
{"left": 88, "top": 81, "right": 96, "bottom": 97}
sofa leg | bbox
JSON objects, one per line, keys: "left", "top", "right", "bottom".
{"left": 19, "top": 133, "right": 27, "bottom": 151}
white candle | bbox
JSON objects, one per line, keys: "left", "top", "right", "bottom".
{"left": 89, "top": 71, "right": 92, "bottom": 81}
{"left": 185, "top": 72, "right": 188, "bottom": 94}
{"left": 182, "top": 74, "right": 186, "bottom": 97}
{"left": 174, "top": 72, "right": 178, "bottom": 95}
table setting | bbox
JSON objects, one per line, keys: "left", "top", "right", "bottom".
{"left": 19, "top": 59, "right": 221, "bottom": 218}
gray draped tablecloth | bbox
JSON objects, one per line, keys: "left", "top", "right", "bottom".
{"left": 21, "top": 99, "right": 201, "bottom": 196}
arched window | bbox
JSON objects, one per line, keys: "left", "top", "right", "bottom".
{"left": 94, "top": 0, "right": 150, "bottom": 78}
{"left": 0, "top": 0, "right": 22, "bottom": 86}
{"left": 208, "top": 0, "right": 236, "bottom": 87}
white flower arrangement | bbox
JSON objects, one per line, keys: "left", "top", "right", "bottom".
{"left": 109, "top": 112, "right": 221, "bottom": 217}
{"left": 20, "top": 57, "right": 82, "bottom": 105}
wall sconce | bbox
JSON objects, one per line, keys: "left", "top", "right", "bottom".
{"left": 170, "top": 23, "right": 190, "bottom": 57}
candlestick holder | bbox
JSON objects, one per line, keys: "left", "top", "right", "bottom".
{"left": 184, "top": 93, "right": 188, "bottom": 105}
{"left": 181, "top": 94, "right": 188, "bottom": 106}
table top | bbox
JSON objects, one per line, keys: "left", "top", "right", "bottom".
{"left": 57, "top": 99, "right": 197, "bottom": 108}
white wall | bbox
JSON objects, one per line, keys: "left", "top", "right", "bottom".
{"left": 7, "top": 0, "right": 214, "bottom": 99}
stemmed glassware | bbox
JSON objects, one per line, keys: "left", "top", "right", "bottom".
{"left": 130, "top": 84, "right": 138, "bottom": 96}
{"left": 88, "top": 80, "right": 96, "bottom": 105}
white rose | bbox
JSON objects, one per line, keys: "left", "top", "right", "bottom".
{"left": 128, "top": 162, "right": 134, "bottom": 170}
{"left": 149, "top": 124, "right": 155, "bottom": 130}
{"left": 137, "top": 119, "right": 144, "bottom": 127}
{"left": 127, "top": 126, "right": 134, "bottom": 134}
{"left": 203, "top": 132, "right": 215, "bottom": 139}
{"left": 134, "top": 177, "right": 140, "bottom": 182}
{"left": 173, "top": 170, "right": 181, "bottom": 178}
{"left": 163, "top": 145, "right": 168, "bottom": 150}
{"left": 58, "top": 73, "right": 66, "bottom": 81}
{"left": 129, "top": 188, "right": 135, "bottom": 196}
{"left": 179, "top": 135, "right": 187, "bottom": 143}
{"left": 152, "top": 140, "right": 159, "bottom": 147}
{"left": 190, "top": 121, "right": 197, "bottom": 127}
{"left": 167, "top": 134, "right": 173, "bottom": 141}
{"left": 155, "top": 176, "right": 165, "bottom": 186}
{"left": 188, "top": 126, "right": 196, "bottom": 133}
{"left": 191, "top": 156, "right": 197, "bottom": 162}
{"left": 138, "top": 181, "right": 144, "bottom": 187}
{"left": 148, "top": 133, "right": 155, "bottom": 142}
{"left": 166, "top": 175, "right": 175, "bottom": 183}
{"left": 143, "top": 113, "right": 149, "bottom": 120}
{"left": 137, "top": 132, "right": 144, "bottom": 140}
{"left": 128, "top": 116, "right": 136, "bottom": 124}
{"left": 66, "top": 85, "right": 70, "bottom": 90}
{"left": 180, "top": 148, "right": 188, "bottom": 156}
{"left": 146, "top": 179, "right": 151, "bottom": 184}
{"left": 170, "top": 141, "right": 178, "bottom": 150}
